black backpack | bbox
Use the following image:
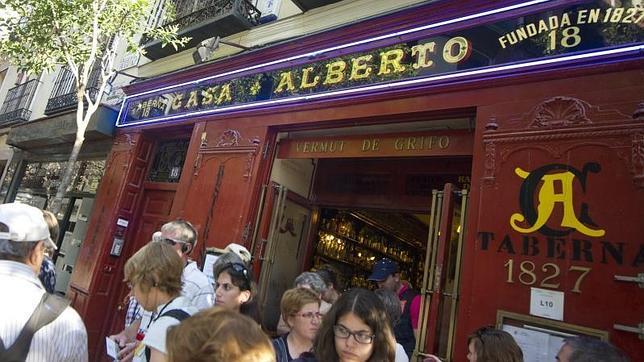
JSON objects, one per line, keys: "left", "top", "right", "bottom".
{"left": 0, "top": 293, "right": 70, "bottom": 362}
{"left": 144, "top": 309, "right": 191, "bottom": 361}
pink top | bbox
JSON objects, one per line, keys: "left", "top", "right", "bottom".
{"left": 398, "top": 282, "right": 421, "bottom": 330}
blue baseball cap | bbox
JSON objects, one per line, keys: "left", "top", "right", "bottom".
{"left": 367, "top": 258, "right": 399, "bottom": 281}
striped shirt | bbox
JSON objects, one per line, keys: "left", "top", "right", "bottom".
{"left": 0, "top": 260, "right": 88, "bottom": 362}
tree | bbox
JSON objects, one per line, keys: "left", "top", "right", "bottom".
{"left": 0, "top": 0, "right": 189, "bottom": 213}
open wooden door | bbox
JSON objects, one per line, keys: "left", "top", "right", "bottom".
{"left": 416, "top": 183, "right": 469, "bottom": 362}
{"left": 253, "top": 182, "right": 312, "bottom": 333}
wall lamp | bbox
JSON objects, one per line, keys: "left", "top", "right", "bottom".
{"left": 193, "top": 36, "right": 251, "bottom": 64}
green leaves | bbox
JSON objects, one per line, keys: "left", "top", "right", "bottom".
{"left": 0, "top": 0, "right": 189, "bottom": 76}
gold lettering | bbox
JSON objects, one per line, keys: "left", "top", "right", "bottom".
{"left": 609, "top": 8, "right": 624, "bottom": 23}
{"left": 275, "top": 72, "right": 296, "bottom": 94}
{"left": 443, "top": 37, "right": 471, "bottom": 64}
{"left": 300, "top": 67, "right": 320, "bottom": 89}
{"left": 428, "top": 136, "right": 437, "bottom": 149}
{"left": 185, "top": 91, "right": 199, "bottom": 108}
{"left": 577, "top": 9, "right": 588, "bottom": 24}
{"left": 201, "top": 86, "right": 218, "bottom": 105}
{"left": 407, "top": 137, "right": 417, "bottom": 150}
{"left": 587, "top": 8, "right": 600, "bottom": 23}
{"left": 216, "top": 83, "right": 232, "bottom": 105}
{"left": 439, "top": 136, "right": 449, "bottom": 148}
{"left": 560, "top": 13, "right": 571, "bottom": 27}
{"left": 323, "top": 61, "right": 347, "bottom": 85}
{"left": 361, "top": 139, "right": 371, "bottom": 152}
{"left": 548, "top": 15, "right": 559, "bottom": 29}
{"left": 349, "top": 55, "right": 374, "bottom": 81}
{"left": 171, "top": 94, "right": 184, "bottom": 110}
{"left": 296, "top": 143, "right": 302, "bottom": 152}
{"left": 510, "top": 168, "right": 605, "bottom": 237}
{"left": 538, "top": 19, "right": 549, "bottom": 32}
{"left": 621, "top": 8, "right": 640, "bottom": 23}
{"left": 394, "top": 138, "right": 404, "bottom": 150}
{"left": 411, "top": 42, "right": 436, "bottom": 69}
{"left": 361, "top": 139, "right": 380, "bottom": 152}
{"left": 339, "top": 141, "right": 345, "bottom": 152}
{"left": 377, "top": 49, "right": 406, "bottom": 75}
{"left": 303, "top": 142, "right": 310, "bottom": 153}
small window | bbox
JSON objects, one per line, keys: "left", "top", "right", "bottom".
{"left": 147, "top": 139, "right": 190, "bottom": 183}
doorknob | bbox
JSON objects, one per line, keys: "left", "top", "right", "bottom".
{"left": 613, "top": 323, "right": 644, "bottom": 340}
{"left": 614, "top": 273, "right": 644, "bottom": 288}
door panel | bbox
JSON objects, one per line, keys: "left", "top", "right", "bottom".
{"left": 416, "top": 184, "right": 469, "bottom": 361}
{"left": 256, "top": 184, "right": 312, "bottom": 332}
{"left": 105, "top": 188, "right": 175, "bottom": 334}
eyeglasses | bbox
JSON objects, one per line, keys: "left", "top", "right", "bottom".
{"left": 160, "top": 237, "right": 185, "bottom": 246}
{"left": 224, "top": 262, "right": 251, "bottom": 289}
{"left": 294, "top": 312, "right": 322, "bottom": 320}
{"left": 333, "top": 324, "right": 375, "bottom": 344}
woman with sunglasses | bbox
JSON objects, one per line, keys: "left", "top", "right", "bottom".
{"left": 214, "top": 262, "right": 261, "bottom": 324}
{"left": 466, "top": 326, "right": 523, "bottom": 362}
{"left": 313, "top": 288, "right": 395, "bottom": 362}
{"left": 273, "top": 288, "right": 321, "bottom": 361}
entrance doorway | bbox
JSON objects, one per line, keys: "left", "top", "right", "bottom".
{"left": 255, "top": 119, "right": 473, "bottom": 360}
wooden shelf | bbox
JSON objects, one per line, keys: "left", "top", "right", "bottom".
{"left": 350, "top": 211, "right": 425, "bottom": 250}
{"left": 319, "top": 228, "right": 412, "bottom": 265}
{"left": 315, "top": 253, "right": 370, "bottom": 274}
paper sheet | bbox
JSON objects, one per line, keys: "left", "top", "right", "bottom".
{"left": 503, "top": 325, "right": 564, "bottom": 362}
{"left": 202, "top": 253, "right": 219, "bottom": 285}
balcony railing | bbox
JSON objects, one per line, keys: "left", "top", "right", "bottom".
{"left": 0, "top": 79, "right": 39, "bottom": 127}
{"left": 141, "top": 0, "right": 261, "bottom": 60}
{"left": 44, "top": 67, "right": 101, "bottom": 115}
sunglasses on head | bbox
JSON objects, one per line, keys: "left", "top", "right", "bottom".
{"left": 474, "top": 326, "right": 497, "bottom": 345}
{"left": 224, "top": 262, "right": 251, "bottom": 289}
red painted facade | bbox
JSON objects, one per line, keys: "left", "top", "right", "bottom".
{"left": 68, "top": 0, "right": 644, "bottom": 360}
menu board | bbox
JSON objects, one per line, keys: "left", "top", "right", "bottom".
{"left": 497, "top": 310, "right": 608, "bottom": 362}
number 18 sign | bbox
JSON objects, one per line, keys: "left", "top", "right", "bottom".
{"left": 530, "top": 287, "right": 564, "bottom": 321}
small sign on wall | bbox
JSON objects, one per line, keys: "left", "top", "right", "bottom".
{"left": 530, "top": 287, "right": 564, "bottom": 321}
{"left": 256, "top": 0, "right": 282, "bottom": 23}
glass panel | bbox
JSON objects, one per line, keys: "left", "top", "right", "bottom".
{"left": 13, "top": 192, "right": 47, "bottom": 209}
{"left": 147, "top": 139, "right": 190, "bottom": 183}
{"left": 17, "top": 159, "right": 106, "bottom": 195}
{"left": 435, "top": 194, "right": 465, "bottom": 360}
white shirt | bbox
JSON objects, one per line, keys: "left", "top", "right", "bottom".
{"left": 0, "top": 260, "right": 88, "bottom": 362}
{"left": 182, "top": 261, "right": 214, "bottom": 310}
{"left": 134, "top": 296, "right": 197, "bottom": 361}
{"left": 395, "top": 342, "right": 410, "bottom": 362}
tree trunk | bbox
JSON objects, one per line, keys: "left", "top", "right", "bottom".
{"left": 49, "top": 94, "right": 89, "bottom": 214}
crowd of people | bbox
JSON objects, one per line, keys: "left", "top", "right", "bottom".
{"left": 0, "top": 203, "right": 632, "bottom": 362}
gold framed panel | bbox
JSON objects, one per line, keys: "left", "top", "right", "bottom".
{"left": 496, "top": 310, "right": 609, "bottom": 341}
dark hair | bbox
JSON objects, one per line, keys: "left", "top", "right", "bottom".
{"left": 374, "top": 289, "right": 401, "bottom": 328}
{"left": 314, "top": 288, "right": 395, "bottom": 362}
{"left": 564, "top": 336, "right": 628, "bottom": 362}
{"left": 316, "top": 265, "right": 338, "bottom": 289}
{"left": 217, "top": 263, "right": 262, "bottom": 325}
{"left": 467, "top": 327, "right": 523, "bottom": 362}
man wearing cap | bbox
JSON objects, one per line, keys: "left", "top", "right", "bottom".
{"left": 111, "top": 219, "right": 214, "bottom": 361}
{"left": 368, "top": 258, "right": 420, "bottom": 359}
{"left": 0, "top": 203, "right": 88, "bottom": 361}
